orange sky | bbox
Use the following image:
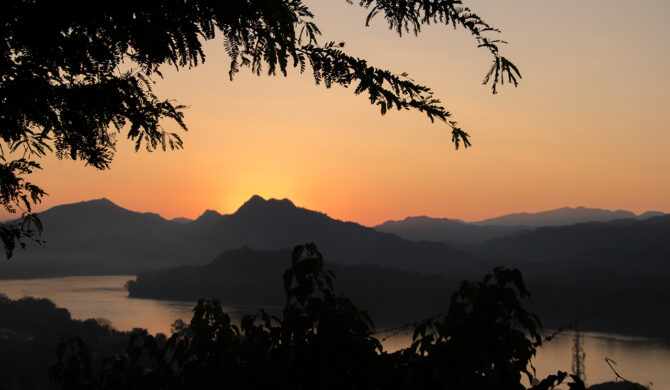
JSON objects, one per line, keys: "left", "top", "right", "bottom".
{"left": 11, "top": 0, "right": 670, "bottom": 226}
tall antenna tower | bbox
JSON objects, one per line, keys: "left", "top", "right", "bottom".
{"left": 572, "top": 318, "right": 586, "bottom": 384}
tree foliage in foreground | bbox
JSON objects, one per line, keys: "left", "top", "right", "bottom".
{"left": 0, "top": 0, "right": 520, "bottom": 257}
{"left": 50, "top": 244, "right": 585, "bottom": 390}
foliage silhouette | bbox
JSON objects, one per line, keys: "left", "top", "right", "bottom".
{"left": 51, "top": 244, "right": 586, "bottom": 390}
{"left": 0, "top": 293, "right": 130, "bottom": 389}
{"left": 1, "top": 1, "right": 519, "bottom": 257}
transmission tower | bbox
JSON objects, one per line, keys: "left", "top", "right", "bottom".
{"left": 571, "top": 319, "right": 586, "bottom": 384}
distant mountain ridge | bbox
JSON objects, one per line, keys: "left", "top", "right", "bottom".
{"left": 3, "top": 197, "right": 667, "bottom": 279}
{"left": 170, "top": 217, "right": 194, "bottom": 224}
{"left": 0, "top": 196, "right": 482, "bottom": 279}
{"left": 374, "top": 206, "right": 665, "bottom": 245}
{"left": 472, "top": 214, "right": 670, "bottom": 267}
{"left": 374, "top": 216, "right": 523, "bottom": 245}
{"left": 474, "top": 206, "right": 658, "bottom": 227}
{"left": 3, "top": 197, "right": 670, "bottom": 339}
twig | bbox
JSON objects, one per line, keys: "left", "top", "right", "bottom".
{"left": 604, "top": 357, "right": 646, "bottom": 389}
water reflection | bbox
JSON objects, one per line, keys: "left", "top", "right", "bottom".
{"left": 1, "top": 276, "right": 667, "bottom": 387}
{"left": 377, "top": 328, "right": 667, "bottom": 387}
{"left": 1, "top": 275, "right": 221, "bottom": 334}
{"left": 535, "top": 331, "right": 666, "bottom": 388}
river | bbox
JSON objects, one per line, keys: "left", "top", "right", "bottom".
{"left": 0, "top": 275, "right": 667, "bottom": 388}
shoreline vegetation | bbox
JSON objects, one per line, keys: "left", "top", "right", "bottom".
{"left": 2, "top": 244, "right": 651, "bottom": 389}
{"left": 126, "top": 246, "right": 670, "bottom": 342}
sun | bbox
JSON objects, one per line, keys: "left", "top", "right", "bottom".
{"left": 220, "top": 169, "right": 302, "bottom": 214}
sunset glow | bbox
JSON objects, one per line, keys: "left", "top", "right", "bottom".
{"left": 15, "top": 0, "right": 670, "bottom": 226}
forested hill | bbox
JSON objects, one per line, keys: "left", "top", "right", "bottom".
{"left": 0, "top": 196, "right": 483, "bottom": 279}
{"left": 127, "top": 247, "right": 461, "bottom": 326}
{"left": 185, "top": 195, "right": 483, "bottom": 276}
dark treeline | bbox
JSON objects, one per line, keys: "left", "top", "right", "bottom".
{"left": 0, "top": 294, "right": 134, "bottom": 389}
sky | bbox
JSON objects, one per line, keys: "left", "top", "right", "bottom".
{"left": 15, "top": 0, "right": 670, "bottom": 226}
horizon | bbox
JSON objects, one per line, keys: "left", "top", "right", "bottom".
{"left": 19, "top": 195, "right": 667, "bottom": 227}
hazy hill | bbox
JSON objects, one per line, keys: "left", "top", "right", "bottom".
{"left": 0, "top": 196, "right": 483, "bottom": 278}
{"left": 638, "top": 210, "right": 665, "bottom": 219}
{"left": 170, "top": 217, "right": 194, "bottom": 224}
{"left": 475, "top": 206, "right": 646, "bottom": 227}
{"left": 374, "top": 216, "right": 524, "bottom": 245}
{"left": 375, "top": 207, "right": 665, "bottom": 246}
{"left": 472, "top": 215, "right": 670, "bottom": 270}
{"left": 0, "top": 199, "right": 199, "bottom": 278}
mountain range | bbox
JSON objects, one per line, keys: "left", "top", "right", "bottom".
{"left": 2, "top": 197, "right": 667, "bottom": 280}
{"left": 472, "top": 215, "right": 670, "bottom": 274}
{"left": 1, "top": 196, "right": 668, "bottom": 338}
{"left": 375, "top": 207, "right": 665, "bottom": 245}
{"left": 0, "top": 196, "right": 482, "bottom": 278}
{"left": 475, "top": 206, "right": 662, "bottom": 226}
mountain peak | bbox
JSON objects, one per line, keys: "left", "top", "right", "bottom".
{"left": 638, "top": 211, "right": 665, "bottom": 219}
{"left": 170, "top": 217, "right": 194, "bottom": 224}
{"left": 41, "top": 198, "right": 122, "bottom": 215}
{"left": 194, "top": 209, "right": 223, "bottom": 225}
{"left": 83, "top": 198, "right": 117, "bottom": 207}
{"left": 235, "top": 195, "right": 296, "bottom": 214}
{"left": 242, "top": 194, "right": 267, "bottom": 207}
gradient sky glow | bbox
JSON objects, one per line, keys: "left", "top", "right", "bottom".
{"left": 18, "top": 0, "right": 670, "bottom": 226}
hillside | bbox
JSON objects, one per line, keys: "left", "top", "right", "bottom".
{"left": 374, "top": 216, "right": 524, "bottom": 245}
{"left": 127, "top": 247, "right": 461, "bottom": 325}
